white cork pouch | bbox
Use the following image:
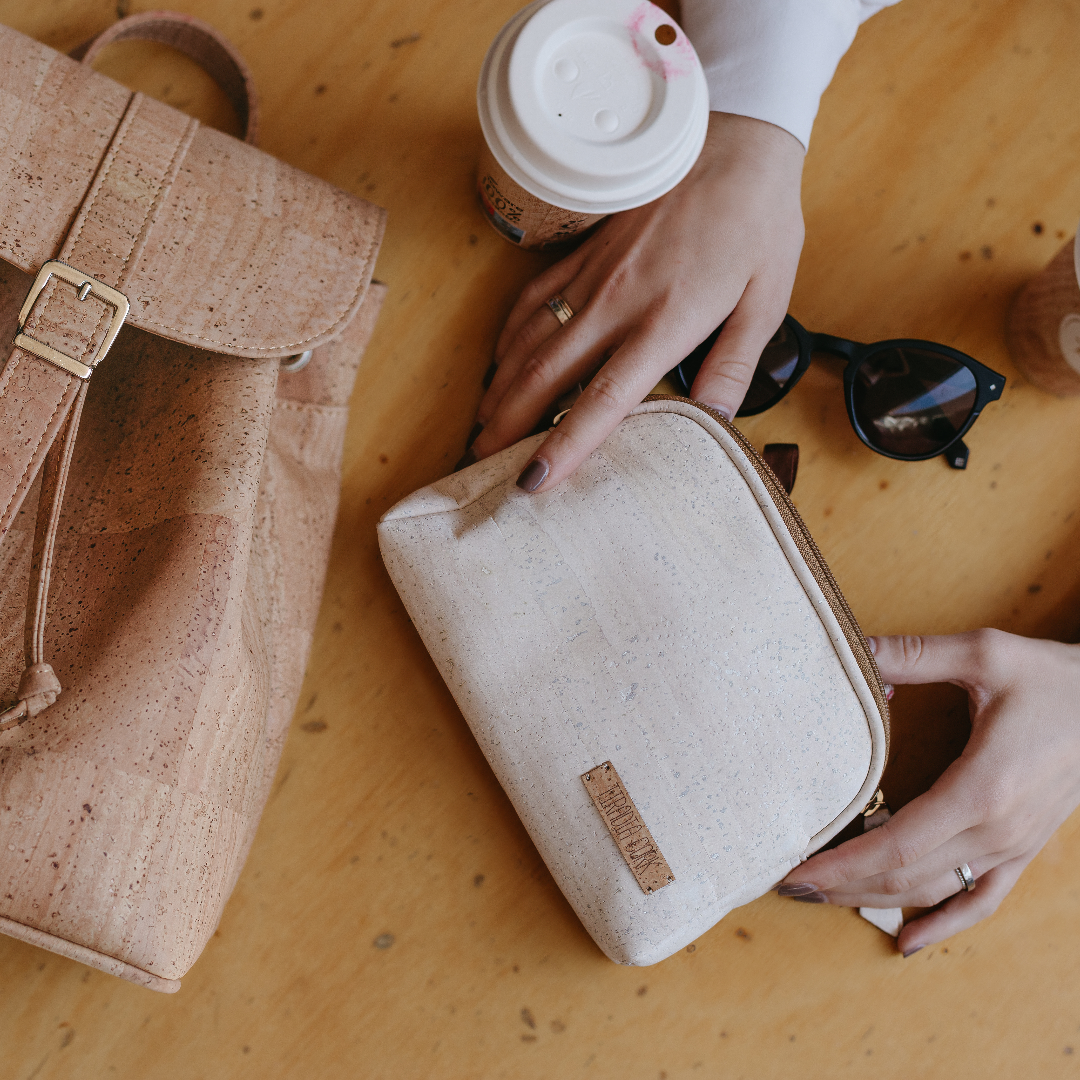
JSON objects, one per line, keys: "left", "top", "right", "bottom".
{"left": 378, "top": 397, "right": 889, "bottom": 965}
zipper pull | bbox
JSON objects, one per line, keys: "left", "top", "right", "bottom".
{"left": 862, "top": 788, "right": 887, "bottom": 819}
{"left": 858, "top": 788, "right": 903, "bottom": 937}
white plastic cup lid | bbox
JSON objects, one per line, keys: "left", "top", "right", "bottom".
{"left": 478, "top": 0, "right": 710, "bottom": 215}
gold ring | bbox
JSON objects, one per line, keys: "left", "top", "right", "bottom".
{"left": 546, "top": 295, "right": 574, "bottom": 325}
{"left": 954, "top": 864, "right": 976, "bottom": 892}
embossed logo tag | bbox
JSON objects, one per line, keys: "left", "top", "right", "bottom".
{"left": 581, "top": 761, "right": 674, "bottom": 894}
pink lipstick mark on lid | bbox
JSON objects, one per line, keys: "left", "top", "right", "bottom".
{"left": 626, "top": 1, "right": 696, "bottom": 80}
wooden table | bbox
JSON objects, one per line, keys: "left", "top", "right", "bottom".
{"left": 3, "top": 1, "right": 1080, "bottom": 1077}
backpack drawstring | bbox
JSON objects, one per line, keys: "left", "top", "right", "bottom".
{"left": 0, "top": 384, "right": 87, "bottom": 731}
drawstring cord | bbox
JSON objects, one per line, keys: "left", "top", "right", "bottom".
{"left": 0, "top": 14, "right": 247, "bottom": 734}
{"left": 0, "top": 385, "right": 87, "bottom": 731}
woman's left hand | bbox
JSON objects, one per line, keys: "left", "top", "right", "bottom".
{"left": 778, "top": 629, "right": 1080, "bottom": 956}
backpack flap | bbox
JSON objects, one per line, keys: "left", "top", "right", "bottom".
{"left": 0, "top": 24, "right": 385, "bottom": 359}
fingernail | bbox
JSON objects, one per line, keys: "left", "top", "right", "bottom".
{"left": 455, "top": 449, "right": 477, "bottom": 472}
{"left": 702, "top": 402, "right": 733, "bottom": 422}
{"left": 516, "top": 458, "right": 550, "bottom": 492}
{"left": 466, "top": 421, "right": 484, "bottom": 447}
{"left": 884, "top": 683, "right": 895, "bottom": 701}
{"left": 903, "top": 945, "right": 924, "bottom": 958}
{"left": 790, "top": 891, "right": 828, "bottom": 904}
{"left": 482, "top": 361, "right": 498, "bottom": 389}
{"left": 867, "top": 636, "right": 878, "bottom": 655}
{"left": 777, "top": 882, "right": 819, "bottom": 897}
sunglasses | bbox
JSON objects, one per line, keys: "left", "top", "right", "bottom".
{"left": 670, "top": 315, "right": 1005, "bottom": 469}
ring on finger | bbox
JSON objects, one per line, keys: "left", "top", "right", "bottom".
{"left": 954, "top": 863, "right": 976, "bottom": 892}
{"left": 546, "top": 295, "right": 574, "bottom": 326}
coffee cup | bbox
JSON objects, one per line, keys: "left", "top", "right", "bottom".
{"left": 477, "top": 0, "right": 710, "bottom": 249}
{"left": 1007, "top": 230, "right": 1080, "bottom": 395}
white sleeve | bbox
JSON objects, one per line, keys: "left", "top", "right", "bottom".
{"left": 680, "top": 0, "right": 902, "bottom": 149}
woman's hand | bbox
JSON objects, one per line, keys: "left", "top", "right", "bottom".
{"left": 778, "top": 630, "right": 1080, "bottom": 956}
{"left": 466, "top": 111, "right": 805, "bottom": 492}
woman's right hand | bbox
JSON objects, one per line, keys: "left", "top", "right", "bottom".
{"left": 778, "top": 630, "right": 1080, "bottom": 955}
{"left": 466, "top": 112, "right": 806, "bottom": 491}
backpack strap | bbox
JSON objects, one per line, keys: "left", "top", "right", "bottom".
{"left": 71, "top": 9, "right": 260, "bottom": 145}
{"left": 0, "top": 93, "right": 198, "bottom": 727}
{"left": 0, "top": 13, "right": 261, "bottom": 727}
{"left": 0, "top": 91, "right": 198, "bottom": 545}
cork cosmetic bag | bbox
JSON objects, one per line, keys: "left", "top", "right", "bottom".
{"left": 0, "top": 14, "right": 386, "bottom": 991}
{"left": 379, "top": 398, "right": 889, "bottom": 965}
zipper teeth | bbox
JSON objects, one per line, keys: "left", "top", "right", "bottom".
{"left": 646, "top": 395, "right": 891, "bottom": 762}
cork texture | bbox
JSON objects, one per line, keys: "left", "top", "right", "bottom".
{"left": 0, "top": 285, "right": 385, "bottom": 986}
{"left": 0, "top": 21, "right": 389, "bottom": 986}
{"left": 1006, "top": 237, "right": 1080, "bottom": 395}
{"left": 378, "top": 399, "right": 887, "bottom": 966}
{"left": 0, "top": 25, "right": 386, "bottom": 358}
{"left": 581, "top": 761, "right": 675, "bottom": 894}
{"left": 476, "top": 143, "right": 604, "bottom": 249}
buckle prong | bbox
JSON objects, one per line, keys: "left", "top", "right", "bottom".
{"left": 13, "top": 261, "right": 129, "bottom": 380}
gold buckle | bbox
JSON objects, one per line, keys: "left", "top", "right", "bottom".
{"left": 13, "top": 260, "right": 129, "bottom": 380}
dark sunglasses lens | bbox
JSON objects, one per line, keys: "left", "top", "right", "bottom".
{"left": 673, "top": 320, "right": 801, "bottom": 408}
{"left": 740, "top": 321, "right": 802, "bottom": 413}
{"left": 673, "top": 327, "right": 720, "bottom": 393}
{"left": 853, "top": 347, "right": 977, "bottom": 457}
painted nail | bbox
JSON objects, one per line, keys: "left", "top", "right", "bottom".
{"left": 777, "top": 882, "right": 819, "bottom": 897}
{"left": 903, "top": 945, "right": 924, "bottom": 958}
{"left": 790, "top": 891, "right": 828, "bottom": 904}
{"left": 516, "top": 458, "right": 550, "bottom": 492}
{"left": 454, "top": 448, "right": 478, "bottom": 472}
{"left": 482, "top": 361, "right": 498, "bottom": 389}
{"left": 466, "top": 421, "right": 484, "bottom": 447}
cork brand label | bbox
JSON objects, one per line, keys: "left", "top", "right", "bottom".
{"left": 581, "top": 761, "right": 674, "bottom": 894}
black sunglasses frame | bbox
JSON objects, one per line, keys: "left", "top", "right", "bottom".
{"left": 671, "top": 314, "right": 1006, "bottom": 466}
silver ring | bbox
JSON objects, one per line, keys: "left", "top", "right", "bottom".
{"left": 954, "top": 864, "right": 976, "bottom": 892}
{"left": 546, "top": 295, "right": 574, "bottom": 326}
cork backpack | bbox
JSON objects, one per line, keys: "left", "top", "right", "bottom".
{"left": 0, "top": 13, "right": 385, "bottom": 991}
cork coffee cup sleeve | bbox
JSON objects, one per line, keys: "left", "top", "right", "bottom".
{"left": 379, "top": 398, "right": 888, "bottom": 966}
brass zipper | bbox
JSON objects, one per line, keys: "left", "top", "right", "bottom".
{"left": 645, "top": 395, "right": 891, "bottom": 761}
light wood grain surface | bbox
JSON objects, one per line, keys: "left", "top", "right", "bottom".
{"left": 3, "top": 1, "right": 1080, "bottom": 1077}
